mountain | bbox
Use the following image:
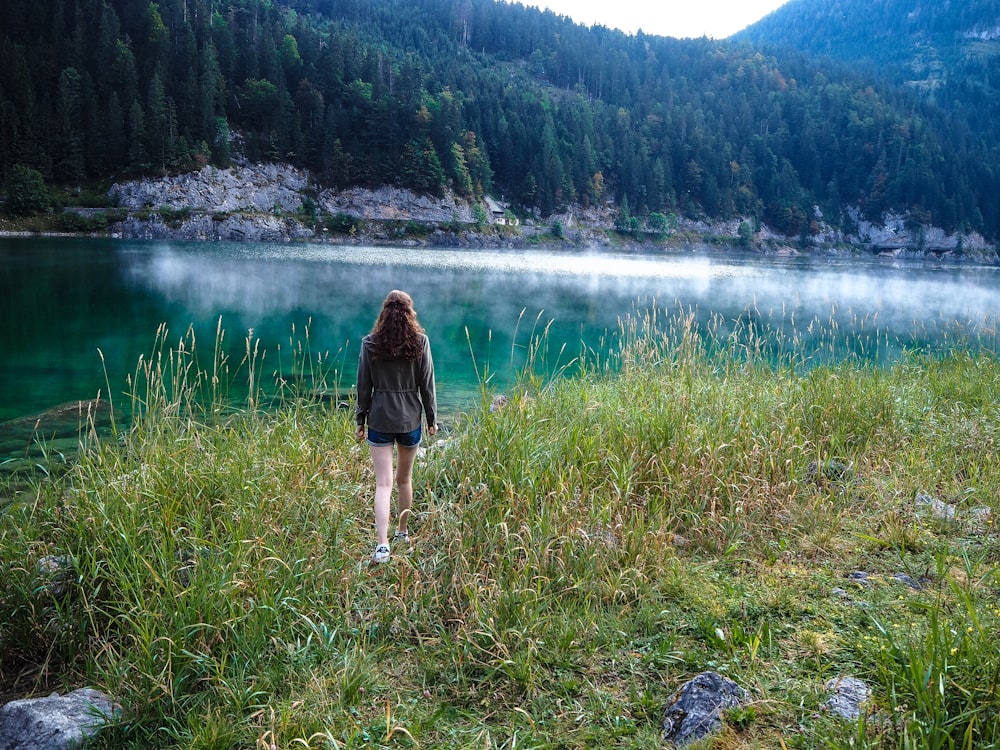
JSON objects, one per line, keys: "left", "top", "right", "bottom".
{"left": 736, "top": 0, "right": 1000, "bottom": 78}
{"left": 0, "top": 0, "right": 998, "bottom": 240}
{"left": 736, "top": 0, "right": 1000, "bottom": 169}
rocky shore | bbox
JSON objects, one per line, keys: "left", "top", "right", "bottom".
{"left": 57, "top": 161, "right": 989, "bottom": 261}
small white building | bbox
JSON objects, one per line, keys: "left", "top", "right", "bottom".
{"left": 484, "top": 196, "right": 516, "bottom": 225}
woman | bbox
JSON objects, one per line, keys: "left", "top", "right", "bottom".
{"left": 355, "top": 290, "right": 438, "bottom": 563}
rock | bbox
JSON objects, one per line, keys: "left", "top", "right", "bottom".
{"left": 0, "top": 399, "right": 113, "bottom": 474}
{"left": 100, "top": 161, "right": 1000, "bottom": 256}
{"left": 823, "top": 676, "right": 870, "bottom": 720}
{"left": 893, "top": 572, "right": 923, "bottom": 590}
{"left": 806, "top": 458, "right": 853, "bottom": 484}
{"left": 661, "top": 671, "right": 749, "bottom": 746}
{"left": 0, "top": 400, "right": 111, "bottom": 445}
{"left": 845, "top": 570, "right": 870, "bottom": 587}
{"left": 969, "top": 506, "right": 993, "bottom": 529}
{"left": 92, "top": 157, "right": 1000, "bottom": 255}
{"left": 113, "top": 212, "right": 312, "bottom": 242}
{"left": 109, "top": 163, "right": 317, "bottom": 241}
{"left": 110, "top": 164, "right": 309, "bottom": 213}
{"left": 489, "top": 394, "right": 508, "bottom": 412}
{"left": 33, "top": 555, "right": 75, "bottom": 598}
{"left": 915, "top": 491, "right": 956, "bottom": 520}
{"left": 847, "top": 207, "right": 991, "bottom": 255}
{"left": 0, "top": 688, "right": 116, "bottom": 750}
{"left": 107, "top": 164, "right": 492, "bottom": 242}
{"left": 318, "top": 185, "right": 473, "bottom": 223}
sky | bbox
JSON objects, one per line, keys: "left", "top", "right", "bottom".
{"left": 528, "top": 0, "right": 790, "bottom": 39}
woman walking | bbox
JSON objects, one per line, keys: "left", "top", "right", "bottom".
{"left": 355, "top": 290, "right": 438, "bottom": 563}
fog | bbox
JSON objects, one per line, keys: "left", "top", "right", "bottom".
{"left": 126, "top": 243, "right": 1000, "bottom": 341}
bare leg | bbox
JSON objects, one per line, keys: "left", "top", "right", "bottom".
{"left": 394, "top": 444, "right": 419, "bottom": 536}
{"left": 370, "top": 444, "right": 395, "bottom": 546}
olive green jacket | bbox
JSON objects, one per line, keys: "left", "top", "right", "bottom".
{"left": 355, "top": 333, "right": 437, "bottom": 432}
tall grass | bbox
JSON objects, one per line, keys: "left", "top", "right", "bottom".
{"left": 2, "top": 308, "right": 1000, "bottom": 748}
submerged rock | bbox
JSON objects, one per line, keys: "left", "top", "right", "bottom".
{"left": 0, "top": 399, "right": 112, "bottom": 474}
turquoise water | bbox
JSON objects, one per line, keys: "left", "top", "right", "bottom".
{"left": 3, "top": 236, "right": 1000, "bottom": 432}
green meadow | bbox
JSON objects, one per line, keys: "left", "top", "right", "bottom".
{"left": 2, "top": 308, "right": 1000, "bottom": 749}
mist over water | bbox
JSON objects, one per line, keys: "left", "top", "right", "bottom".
{"left": 3, "top": 236, "right": 1000, "bottom": 428}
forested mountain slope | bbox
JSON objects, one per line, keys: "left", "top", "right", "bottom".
{"left": 1, "top": 0, "right": 997, "bottom": 238}
{"left": 737, "top": 0, "right": 1000, "bottom": 179}
{"left": 737, "top": 0, "right": 1000, "bottom": 80}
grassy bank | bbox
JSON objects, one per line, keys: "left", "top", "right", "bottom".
{"left": 2, "top": 310, "right": 1000, "bottom": 749}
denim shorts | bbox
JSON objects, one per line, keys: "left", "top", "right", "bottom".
{"left": 367, "top": 425, "right": 422, "bottom": 447}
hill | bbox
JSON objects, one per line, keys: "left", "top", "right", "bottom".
{"left": 736, "top": 0, "right": 1000, "bottom": 82}
{"left": 737, "top": 0, "right": 1000, "bottom": 181}
{"left": 0, "top": 0, "right": 998, "bottom": 240}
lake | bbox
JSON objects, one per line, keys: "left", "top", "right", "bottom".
{"left": 2, "top": 236, "right": 1000, "bottom": 458}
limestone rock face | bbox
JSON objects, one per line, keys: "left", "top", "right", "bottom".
{"left": 847, "top": 207, "right": 991, "bottom": 254}
{"left": 110, "top": 163, "right": 309, "bottom": 213}
{"left": 318, "top": 185, "right": 473, "bottom": 223}
{"left": 113, "top": 212, "right": 312, "bottom": 242}
{"left": 107, "top": 164, "right": 484, "bottom": 241}
{"left": 104, "top": 161, "right": 998, "bottom": 257}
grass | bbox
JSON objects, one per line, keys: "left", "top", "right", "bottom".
{"left": 2, "top": 308, "right": 1000, "bottom": 748}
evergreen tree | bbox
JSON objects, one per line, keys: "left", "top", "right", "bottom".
{"left": 54, "top": 67, "right": 86, "bottom": 184}
{"left": 4, "top": 163, "right": 49, "bottom": 215}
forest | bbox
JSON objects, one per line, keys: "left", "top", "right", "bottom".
{"left": 0, "top": 0, "right": 997, "bottom": 238}
{"left": 738, "top": 0, "right": 1000, "bottom": 171}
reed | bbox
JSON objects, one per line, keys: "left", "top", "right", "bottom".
{"left": 2, "top": 308, "right": 1000, "bottom": 748}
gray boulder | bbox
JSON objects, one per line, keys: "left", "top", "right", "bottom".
{"left": 0, "top": 689, "right": 115, "bottom": 750}
{"left": 823, "top": 676, "right": 871, "bottom": 721}
{"left": 806, "top": 458, "right": 853, "bottom": 484}
{"left": 32, "top": 556, "right": 75, "bottom": 598}
{"left": 662, "top": 671, "right": 749, "bottom": 746}
{"left": 915, "top": 491, "right": 956, "bottom": 520}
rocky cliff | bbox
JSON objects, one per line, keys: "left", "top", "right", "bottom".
{"left": 107, "top": 162, "right": 483, "bottom": 243}
{"left": 108, "top": 163, "right": 314, "bottom": 241}
{"left": 107, "top": 162, "right": 998, "bottom": 260}
{"left": 110, "top": 163, "right": 310, "bottom": 214}
{"left": 319, "top": 185, "right": 473, "bottom": 223}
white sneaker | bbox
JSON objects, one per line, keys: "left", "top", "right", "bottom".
{"left": 372, "top": 544, "right": 390, "bottom": 563}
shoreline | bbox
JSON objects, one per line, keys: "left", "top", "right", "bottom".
{"left": 3, "top": 225, "right": 998, "bottom": 265}
{"left": 3, "top": 160, "right": 995, "bottom": 259}
{"left": 4, "top": 158, "right": 997, "bottom": 260}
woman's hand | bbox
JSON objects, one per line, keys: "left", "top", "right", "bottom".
{"left": 427, "top": 424, "right": 438, "bottom": 436}
{"left": 355, "top": 425, "right": 366, "bottom": 441}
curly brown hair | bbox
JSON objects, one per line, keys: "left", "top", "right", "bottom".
{"left": 369, "top": 290, "right": 426, "bottom": 360}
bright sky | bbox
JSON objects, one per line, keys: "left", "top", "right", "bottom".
{"left": 529, "top": 0, "right": 789, "bottom": 39}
